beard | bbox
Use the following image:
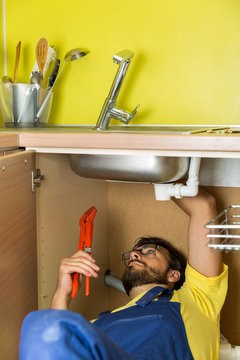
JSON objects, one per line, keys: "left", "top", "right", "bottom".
{"left": 122, "top": 260, "right": 170, "bottom": 296}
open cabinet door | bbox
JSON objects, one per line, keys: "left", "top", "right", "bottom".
{"left": 0, "top": 151, "right": 37, "bottom": 360}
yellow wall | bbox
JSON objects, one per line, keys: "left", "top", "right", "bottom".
{"left": 1, "top": 0, "right": 240, "bottom": 126}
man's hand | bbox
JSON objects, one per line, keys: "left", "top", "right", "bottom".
{"left": 51, "top": 250, "right": 100, "bottom": 309}
{"left": 173, "top": 188, "right": 222, "bottom": 277}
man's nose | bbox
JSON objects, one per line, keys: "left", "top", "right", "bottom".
{"left": 130, "top": 250, "right": 141, "bottom": 260}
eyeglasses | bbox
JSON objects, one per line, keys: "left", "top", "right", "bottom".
{"left": 122, "top": 244, "right": 161, "bottom": 266}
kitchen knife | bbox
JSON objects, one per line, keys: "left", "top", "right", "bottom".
{"left": 48, "top": 58, "right": 60, "bottom": 88}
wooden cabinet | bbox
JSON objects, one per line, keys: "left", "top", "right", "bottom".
{"left": 0, "top": 150, "right": 110, "bottom": 360}
{"left": 1, "top": 134, "right": 240, "bottom": 358}
{"left": 0, "top": 151, "right": 37, "bottom": 360}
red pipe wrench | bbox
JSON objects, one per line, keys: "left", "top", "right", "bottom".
{"left": 71, "top": 206, "right": 97, "bottom": 298}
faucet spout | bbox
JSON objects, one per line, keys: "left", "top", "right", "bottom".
{"left": 95, "top": 49, "right": 140, "bottom": 131}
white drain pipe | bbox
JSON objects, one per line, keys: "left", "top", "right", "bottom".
{"left": 153, "top": 157, "right": 201, "bottom": 201}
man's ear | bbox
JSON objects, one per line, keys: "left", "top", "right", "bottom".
{"left": 168, "top": 270, "right": 181, "bottom": 284}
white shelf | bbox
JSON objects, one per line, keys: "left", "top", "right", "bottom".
{"left": 206, "top": 206, "right": 240, "bottom": 251}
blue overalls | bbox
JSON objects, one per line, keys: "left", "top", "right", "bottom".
{"left": 19, "top": 287, "right": 194, "bottom": 360}
{"left": 94, "top": 286, "right": 194, "bottom": 359}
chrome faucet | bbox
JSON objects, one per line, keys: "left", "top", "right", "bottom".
{"left": 95, "top": 49, "right": 140, "bottom": 130}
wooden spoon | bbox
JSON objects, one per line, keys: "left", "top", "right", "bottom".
{"left": 36, "top": 38, "right": 48, "bottom": 75}
{"left": 13, "top": 41, "right": 21, "bottom": 83}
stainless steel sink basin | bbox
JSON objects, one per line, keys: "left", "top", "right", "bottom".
{"left": 69, "top": 154, "right": 190, "bottom": 183}
{"left": 68, "top": 124, "right": 211, "bottom": 183}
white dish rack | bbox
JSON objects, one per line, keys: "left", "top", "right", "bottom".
{"left": 206, "top": 206, "right": 240, "bottom": 251}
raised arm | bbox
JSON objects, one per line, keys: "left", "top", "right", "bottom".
{"left": 51, "top": 250, "right": 100, "bottom": 310}
{"left": 173, "top": 188, "right": 222, "bottom": 277}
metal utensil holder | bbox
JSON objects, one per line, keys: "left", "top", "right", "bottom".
{"left": 205, "top": 205, "right": 240, "bottom": 251}
{"left": 0, "top": 83, "right": 53, "bottom": 127}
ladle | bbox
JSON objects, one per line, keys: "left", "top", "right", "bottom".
{"left": 35, "top": 48, "right": 89, "bottom": 123}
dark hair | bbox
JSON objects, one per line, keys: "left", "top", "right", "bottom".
{"left": 134, "top": 236, "right": 187, "bottom": 290}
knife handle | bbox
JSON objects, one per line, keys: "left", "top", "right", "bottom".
{"left": 48, "top": 59, "right": 60, "bottom": 88}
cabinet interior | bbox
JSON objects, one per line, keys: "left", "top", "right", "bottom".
{"left": 37, "top": 153, "right": 240, "bottom": 345}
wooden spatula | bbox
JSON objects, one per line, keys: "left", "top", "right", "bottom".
{"left": 14, "top": 41, "right": 21, "bottom": 83}
{"left": 36, "top": 38, "right": 48, "bottom": 75}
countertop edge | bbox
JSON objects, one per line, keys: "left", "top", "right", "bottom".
{"left": 17, "top": 131, "right": 240, "bottom": 152}
{"left": 0, "top": 133, "right": 19, "bottom": 149}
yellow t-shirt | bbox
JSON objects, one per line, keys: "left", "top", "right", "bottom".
{"left": 172, "top": 263, "right": 228, "bottom": 360}
{"left": 103, "top": 263, "right": 228, "bottom": 360}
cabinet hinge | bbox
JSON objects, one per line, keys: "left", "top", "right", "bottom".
{"left": 32, "top": 169, "right": 45, "bottom": 192}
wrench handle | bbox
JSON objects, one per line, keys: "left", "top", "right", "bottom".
{"left": 71, "top": 272, "right": 80, "bottom": 298}
{"left": 85, "top": 276, "right": 90, "bottom": 296}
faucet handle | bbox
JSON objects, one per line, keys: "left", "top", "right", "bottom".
{"left": 113, "top": 50, "right": 134, "bottom": 64}
{"left": 110, "top": 104, "right": 140, "bottom": 124}
{"left": 127, "top": 104, "right": 140, "bottom": 123}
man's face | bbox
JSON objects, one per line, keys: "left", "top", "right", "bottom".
{"left": 121, "top": 244, "right": 171, "bottom": 295}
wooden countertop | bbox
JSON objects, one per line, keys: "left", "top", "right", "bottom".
{"left": 1, "top": 128, "right": 240, "bottom": 153}
{"left": 17, "top": 130, "right": 240, "bottom": 153}
{"left": 0, "top": 133, "right": 18, "bottom": 149}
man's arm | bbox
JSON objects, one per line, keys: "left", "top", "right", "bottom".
{"left": 173, "top": 188, "right": 222, "bottom": 277}
{"left": 51, "top": 250, "right": 100, "bottom": 309}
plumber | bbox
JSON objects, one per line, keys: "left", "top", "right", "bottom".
{"left": 19, "top": 189, "right": 228, "bottom": 360}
